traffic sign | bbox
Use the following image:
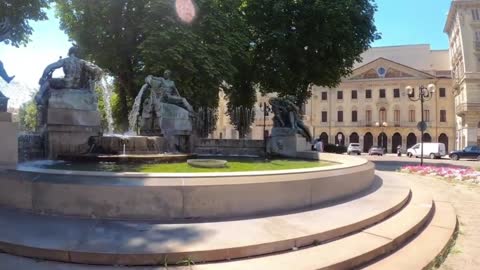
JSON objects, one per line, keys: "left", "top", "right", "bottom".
{"left": 417, "top": 121, "right": 427, "bottom": 132}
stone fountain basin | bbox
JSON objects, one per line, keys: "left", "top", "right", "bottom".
{"left": 2, "top": 153, "right": 374, "bottom": 221}
{"left": 187, "top": 159, "right": 227, "bottom": 168}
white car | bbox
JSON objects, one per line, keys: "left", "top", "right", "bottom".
{"left": 347, "top": 143, "right": 362, "bottom": 155}
{"left": 407, "top": 143, "right": 446, "bottom": 159}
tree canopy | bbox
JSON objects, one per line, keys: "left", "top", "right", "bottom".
{"left": 0, "top": 0, "right": 52, "bottom": 46}
{"left": 54, "top": 0, "right": 379, "bottom": 134}
{"left": 243, "top": 0, "right": 379, "bottom": 104}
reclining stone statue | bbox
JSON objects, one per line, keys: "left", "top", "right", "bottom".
{"left": 269, "top": 96, "right": 312, "bottom": 142}
{"left": 145, "top": 70, "right": 193, "bottom": 113}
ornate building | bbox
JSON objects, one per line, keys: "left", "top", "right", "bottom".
{"left": 214, "top": 45, "right": 457, "bottom": 153}
{"left": 445, "top": 0, "right": 480, "bottom": 149}
{"left": 305, "top": 45, "right": 455, "bottom": 153}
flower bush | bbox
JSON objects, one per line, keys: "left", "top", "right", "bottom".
{"left": 401, "top": 165, "right": 480, "bottom": 183}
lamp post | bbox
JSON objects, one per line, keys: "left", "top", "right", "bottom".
{"left": 405, "top": 84, "right": 436, "bottom": 166}
{"left": 375, "top": 121, "right": 388, "bottom": 153}
{"left": 259, "top": 102, "right": 272, "bottom": 158}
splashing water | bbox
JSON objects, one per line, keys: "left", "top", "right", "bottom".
{"left": 99, "top": 77, "right": 115, "bottom": 134}
{"left": 128, "top": 84, "right": 149, "bottom": 134}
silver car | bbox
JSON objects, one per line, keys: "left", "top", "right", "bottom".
{"left": 347, "top": 143, "right": 362, "bottom": 155}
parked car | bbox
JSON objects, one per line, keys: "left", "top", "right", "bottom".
{"left": 368, "top": 146, "right": 384, "bottom": 156}
{"left": 347, "top": 143, "right": 362, "bottom": 155}
{"left": 406, "top": 143, "right": 446, "bottom": 159}
{"left": 449, "top": 145, "right": 480, "bottom": 161}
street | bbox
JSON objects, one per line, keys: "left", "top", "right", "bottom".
{"left": 357, "top": 153, "right": 480, "bottom": 171}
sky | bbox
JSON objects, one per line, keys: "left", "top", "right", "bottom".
{"left": 0, "top": 0, "right": 453, "bottom": 108}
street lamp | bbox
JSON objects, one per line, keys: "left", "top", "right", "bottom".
{"left": 259, "top": 102, "right": 272, "bottom": 158}
{"left": 405, "top": 84, "right": 436, "bottom": 166}
{"left": 375, "top": 121, "right": 388, "bottom": 153}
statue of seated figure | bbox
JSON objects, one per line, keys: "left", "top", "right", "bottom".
{"left": 145, "top": 70, "right": 193, "bottom": 113}
{"left": 35, "top": 46, "right": 102, "bottom": 127}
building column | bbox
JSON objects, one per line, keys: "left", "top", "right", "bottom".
{"left": 465, "top": 114, "right": 480, "bottom": 147}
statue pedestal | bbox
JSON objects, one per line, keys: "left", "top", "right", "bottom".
{"left": 0, "top": 112, "right": 18, "bottom": 167}
{"left": 270, "top": 128, "right": 310, "bottom": 158}
{"left": 140, "top": 102, "right": 193, "bottom": 152}
{"left": 43, "top": 89, "right": 101, "bottom": 159}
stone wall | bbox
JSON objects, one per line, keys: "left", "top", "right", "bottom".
{"left": 194, "top": 139, "right": 265, "bottom": 157}
{"left": 18, "top": 133, "right": 44, "bottom": 162}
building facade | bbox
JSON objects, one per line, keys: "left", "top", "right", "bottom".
{"left": 214, "top": 45, "right": 457, "bottom": 153}
{"left": 445, "top": 0, "right": 480, "bottom": 149}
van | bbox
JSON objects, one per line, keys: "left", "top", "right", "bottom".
{"left": 407, "top": 143, "right": 446, "bottom": 159}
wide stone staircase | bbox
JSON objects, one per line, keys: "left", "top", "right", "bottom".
{"left": 0, "top": 171, "right": 457, "bottom": 270}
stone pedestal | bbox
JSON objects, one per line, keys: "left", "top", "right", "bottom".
{"left": 140, "top": 102, "right": 193, "bottom": 152}
{"left": 43, "top": 89, "right": 101, "bottom": 159}
{"left": 0, "top": 112, "right": 18, "bottom": 167}
{"left": 270, "top": 128, "right": 311, "bottom": 158}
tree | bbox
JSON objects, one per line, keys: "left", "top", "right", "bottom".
{"left": 140, "top": 0, "right": 249, "bottom": 109}
{"left": 0, "top": 0, "right": 52, "bottom": 46}
{"left": 18, "top": 98, "right": 37, "bottom": 132}
{"left": 243, "top": 0, "right": 379, "bottom": 105}
{"left": 56, "top": 0, "right": 149, "bottom": 131}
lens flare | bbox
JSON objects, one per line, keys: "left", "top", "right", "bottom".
{"left": 176, "top": 0, "right": 196, "bottom": 23}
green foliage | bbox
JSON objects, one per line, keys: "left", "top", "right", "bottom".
{"left": 243, "top": 0, "right": 379, "bottom": 104}
{"left": 0, "top": 0, "right": 52, "bottom": 47}
{"left": 18, "top": 98, "right": 37, "bottom": 132}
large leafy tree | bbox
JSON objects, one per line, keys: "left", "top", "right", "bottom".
{"left": 140, "top": 0, "right": 248, "bottom": 109}
{"left": 56, "top": 0, "right": 148, "bottom": 130}
{"left": 0, "top": 0, "right": 52, "bottom": 46}
{"left": 243, "top": 0, "right": 379, "bottom": 104}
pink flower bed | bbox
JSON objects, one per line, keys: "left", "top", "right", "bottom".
{"left": 401, "top": 165, "right": 480, "bottom": 183}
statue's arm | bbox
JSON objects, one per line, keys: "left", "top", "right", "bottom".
{"left": 39, "top": 59, "right": 64, "bottom": 84}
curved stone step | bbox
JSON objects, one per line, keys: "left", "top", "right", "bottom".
{"left": 0, "top": 175, "right": 410, "bottom": 266}
{"left": 0, "top": 172, "right": 434, "bottom": 270}
{"left": 360, "top": 201, "right": 458, "bottom": 270}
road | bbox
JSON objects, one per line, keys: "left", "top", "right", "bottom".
{"left": 356, "top": 153, "right": 480, "bottom": 171}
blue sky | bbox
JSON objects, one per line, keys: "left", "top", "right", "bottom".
{"left": 0, "top": 0, "right": 453, "bottom": 107}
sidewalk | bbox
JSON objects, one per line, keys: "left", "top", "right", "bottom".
{"left": 404, "top": 173, "right": 480, "bottom": 269}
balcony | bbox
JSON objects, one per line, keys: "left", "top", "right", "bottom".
{"left": 475, "top": 41, "right": 480, "bottom": 51}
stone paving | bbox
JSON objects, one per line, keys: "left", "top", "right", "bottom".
{"left": 403, "top": 173, "right": 480, "bottom": 270}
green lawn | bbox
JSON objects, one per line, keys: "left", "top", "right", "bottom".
{"left": 138, "top": 159, "right": 331, "bottom": 173}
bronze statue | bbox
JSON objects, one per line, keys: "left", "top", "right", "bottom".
{"left": 269, "top": 96, "right": 312, "bottom": 142}
{"left": 145, "top": 70, "right": 193, "bottom": 113}
{"left": 0, "top": 60, "right": 14, "bottom": 83}
{"left": 35, "top": 46, "right": 102, "bottom": 127}
{"left": 36, "top": 46, "right": 102, "bottom": 105}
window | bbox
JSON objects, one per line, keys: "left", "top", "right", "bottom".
{"left": 439, "top": 88, "right": 446, "bottom": 97}
{"left": 393, "top": 88, "right": 400, "bottom": 98}
{"left": 366, "top": 110, "right": 372, "bottom": 124}
{"left": 321, "top": 92, "right": 327, "bottom": 100}
{"left": 476, "top": 31, "right": 480, "bottom": 42}
{"left": 379, "top": 108, "right": 387, "bottom": 123}
{"left": 408, "top": 88, "right": 415, "bottom": 98}
{"left": 337, "top": 111, "right": 343, "bottom": 122}
{"left": 352, "top": 110, "right": 358, "bottom": 122}
{"left": 424, "top": 109, "right": 430, "bottom": 122}
{"left": 321, "top": 111, "right": 328, "bottom": 122}
{"left": 337, "top": 90, "right": 343, "bottom": 100}
{"left": 379, "top": 89, "right": 386, "bottom": 98}
{"left": 365, "top": 89, "right": 372, "bottom": 99}
{"left": 473, "top": 9, "right": 480, "bottom": 21}
{"left": 351, "top": 90, "right": 357, "bottom": 100}
{"left": 409, "top": 110, "right": 415, "bottom": 122}
{"left": 440, "top": 110, "right": 447, "bottom": 122}
{"left": 394, "top": 110, "right": 400, "bottom": 124}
